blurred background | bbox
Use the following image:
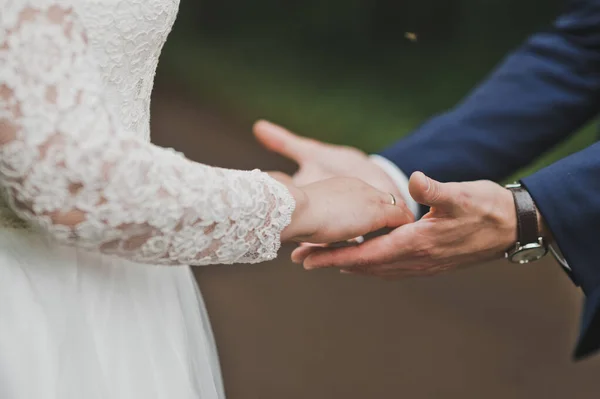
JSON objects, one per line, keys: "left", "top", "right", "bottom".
{"left": 150, "top": 0, "right": 600, "bottom": 398}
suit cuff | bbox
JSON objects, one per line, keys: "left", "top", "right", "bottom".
{"left": 369, "top": 155, "right": 420, "bottom": 217}
{"left": 574, "top": 286, "right": 600, "bottom": 360}
{"left": 549, "top": 242, "right": 572, "bottom": 271}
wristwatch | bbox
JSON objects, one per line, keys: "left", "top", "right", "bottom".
{"left": 504, "top": 182, "right": 548, "bottom": 264}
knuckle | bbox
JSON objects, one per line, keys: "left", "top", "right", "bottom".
{"left": 414, "top": 242, "right": 434, "bottom": 259}
{"left": 395, "top": 206, "right": 415, "bottom": 224}
{"left": 428, "top": 182, "right": 442, "bottom": 203}
{"left": 413, "top": 240, "right": 444, "bottom": 261}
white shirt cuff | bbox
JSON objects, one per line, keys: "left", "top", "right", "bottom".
{"left": 369, "top": 155, "right": 420, "bottom": 217}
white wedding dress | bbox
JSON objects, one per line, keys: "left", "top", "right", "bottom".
{"left": 0, "top": 1, "right": 296, "bottom": 398}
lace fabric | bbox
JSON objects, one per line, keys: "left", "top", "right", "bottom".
{"left": 0, "top": 0, "right": 295, "bottom": 265}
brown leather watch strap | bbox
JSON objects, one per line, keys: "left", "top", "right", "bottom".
{"left": 509, "top": 185, "right": 539, "bottom": 245}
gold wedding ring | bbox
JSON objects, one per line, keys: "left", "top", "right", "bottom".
{"left": 389, "top": 193, "right": 397, "bottom": 206}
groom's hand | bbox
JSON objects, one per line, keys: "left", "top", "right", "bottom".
{"left": 291, "top": 172, "right": 520, "bottom": 278}
{"left": 253, "top": 120, "right": 414, "bottom": 221}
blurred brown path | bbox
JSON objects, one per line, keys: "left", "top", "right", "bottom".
{"left": 151, "top": 82, "right": 600, "bottom": 399}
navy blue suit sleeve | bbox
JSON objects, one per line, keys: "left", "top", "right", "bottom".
{"left": 379, "top": 0, "right": 600, "bottom": 359}
{"left": 381, "top": 0, "right": 600, "bottom": 183}
{"left": 521, "top": 143, "right": 600, "bottom": 359}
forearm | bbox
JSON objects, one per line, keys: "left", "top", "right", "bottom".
{"left": 0, "top": 133, "right": 296, "bottom": 265}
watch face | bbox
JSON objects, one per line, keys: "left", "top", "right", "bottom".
{"left": 511, "top": 244, "right": 548, "bottom": 264}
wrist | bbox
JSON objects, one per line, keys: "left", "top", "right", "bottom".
{"left": 504, "top": 183, "right": 549, "bottom": 263}
{"left": 499, "top": 187, "right": 519, "bottom": 251}
{"left": 280, "top": 183, "right": 313, "bottom": 242}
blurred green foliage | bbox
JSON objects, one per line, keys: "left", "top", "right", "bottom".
{"left": 161, "top": 0, "right": 597, "bottom": 180}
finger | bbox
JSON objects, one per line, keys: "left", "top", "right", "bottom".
{"left": 303, "top": 229, "right": 405, "bottom": 269}
{"left": 380, "top": 192, "right": 414, "bottom": 228}
{"left": 253, "top": 120, "right": 317, "bottom": 164}
{"left": 266, "top": 171, "right": 294, "bottom": 185}
{"left": 292, "top": 237, "right": 369, "bottom": 263}
{"left": 408, "top": 172, "right": 460, "bottom": 212}
{"left": 291, "top": 244, "right": 324, "bottom": 264}
{"left": 304, "top": 220, "right": 421, "bottom": 270}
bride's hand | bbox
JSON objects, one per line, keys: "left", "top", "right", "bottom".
{"left": 280, "top": 177, "right": 413, "bottom": 243}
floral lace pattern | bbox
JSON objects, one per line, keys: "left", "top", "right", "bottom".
{"left": 0, "top": 0, "right": 295, "bottom": 265}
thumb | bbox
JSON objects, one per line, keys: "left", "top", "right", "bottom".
{"left": 408, "top": 171, "right": 459, "bottom": 211}
{"left": 253, "top": 120, "right": 315, "bottom": 164}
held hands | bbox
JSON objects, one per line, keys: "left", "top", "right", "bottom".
{"left": 255, "top": 119, "right": 523, "bottom": 279}
{"left": 293, "top": 172, "right": 518, "bottom": 278}
{"left": 255, "top": 119, "right": 414, "bottom": 246}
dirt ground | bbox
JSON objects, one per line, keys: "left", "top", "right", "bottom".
{"left": 150, "top": 81, "right": 600, "bottom": 399}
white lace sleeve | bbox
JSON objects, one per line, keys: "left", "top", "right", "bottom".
{"left": 0, "top": 2, "right": 295, "bottom": 265}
